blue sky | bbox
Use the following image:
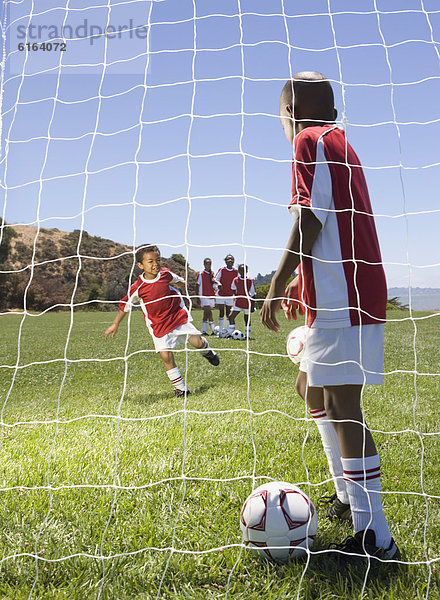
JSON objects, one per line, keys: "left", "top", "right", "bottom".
{"left": 1, "top": 0, "right": 440, "bottom": 287}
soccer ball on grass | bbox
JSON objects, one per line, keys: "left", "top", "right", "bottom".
{"left": 231, "top": 329, "right": 245, "bottom": 340}
{"left": 240, "top": 481, "right": 317, "bottom": 563}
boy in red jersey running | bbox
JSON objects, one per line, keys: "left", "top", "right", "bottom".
{"left": 215, "top": 254, "right": 238, "bottom": 331}
{"left": 197, "top": 258, "right": 218, "bottom": 335}
{"left": 261, "top": 72, "right": 400, "bottom": 566}
{"left": 228, "top": 264, "right": 256, "bottom": 339}
{"left": 104, "top": 245, "right": 219, "bottom": 397}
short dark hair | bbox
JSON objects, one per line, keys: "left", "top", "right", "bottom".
{"left": 135, "top": 245, "right": 160, "bottom": 263}
{"left": 280, "top": 72, "right": 335, "bottom": 122}
{"left": 224, "top": 254, "right": 234, "bottom": 261}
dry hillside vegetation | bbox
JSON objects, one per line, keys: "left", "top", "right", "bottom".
{"left": 1, "top": 224, "right": 197, "bottom": 311}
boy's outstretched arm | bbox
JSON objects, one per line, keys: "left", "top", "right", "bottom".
{"left": 261, "top": 208, "right": 321, "bottom": 332}
{"left": 104, "top": 310, "right": 126, "bottom": 339}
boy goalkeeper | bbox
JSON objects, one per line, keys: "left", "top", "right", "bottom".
{"left": 261, "top": 72, "right": 400, "bottom": 565}
{"left": 104, "top": 245, "right": 219, "bottom": 397}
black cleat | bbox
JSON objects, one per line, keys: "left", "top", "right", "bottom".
{"left": 175, "top": 389, "right": 191, "bottom": 398}
{"left": 320, "top": 493, "right": 352, "bottom": 522}
{"left": 326, "top": 529, "right": 401, "bottom": 568}
{"left": 203, "top": 350, "right": 220, "bottom": 366}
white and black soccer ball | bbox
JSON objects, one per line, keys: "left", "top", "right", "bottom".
{"left": 231, "top": 329, "right": 245, "bottom": 341}
{"left": 240, "top": 481, "right": 317, "bottom": 563}
{"left": 214, "top": 325, "right": 220, "bottom": 336}
{"left": 286, "top": 325, "right": 308, "bottom": 365}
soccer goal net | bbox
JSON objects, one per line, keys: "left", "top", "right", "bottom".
{"left": 0, "top": 1, "right": 439, "bottom": 597}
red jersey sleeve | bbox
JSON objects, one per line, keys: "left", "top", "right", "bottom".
{"left": 118, "top": 278, "right": 142, "bottom": 312}
{"left": 160, "top": 268, "right": 184, "bottom": 285}
{"left": 169, "top": 270, "right": 185, "bottom": 285}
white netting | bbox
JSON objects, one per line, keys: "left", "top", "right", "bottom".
{"left": 1, "top": 1, "right": 439, "bottom": 598}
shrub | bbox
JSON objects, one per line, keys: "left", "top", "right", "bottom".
{"left": 170, "top": 253, "right": 187, "bottom": 266}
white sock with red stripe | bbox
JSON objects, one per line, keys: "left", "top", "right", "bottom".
{"left": 166, "top": 367, "right": 188, "bottom": 392}
{"left": 342, "top": 455, "right": 392, "bottom": 548}
{"left": 310, "top": 408, "right": 348, "bottom": 504}
{"left": 201, "top": 321, "right": 208, "bottom": 334}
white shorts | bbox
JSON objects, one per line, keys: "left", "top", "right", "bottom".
{"left": 216, "top": 297, "right": 233, "bottom": 307}
{"left": 200, "top": 298, "right": 216, "bottom": 308}
{"left": 152, "top": 321, "right": 201, "bottom": 352}
{"left": 299, "top": 325, "right": 384, "bottom": 387}
{"left": 232, "top": 303, "right": 250, "bottom": 315}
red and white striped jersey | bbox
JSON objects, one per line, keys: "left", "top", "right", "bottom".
{"left": 197, "top": 270, "right": 216, "bottom": 298}
{"left": 288, "top": 125, "right": 387, "bottom": 328}
{"left": 118, "top": 268, "right": 189, "bottom": 338}
{"left": 231, "top": 276, "right": 256, "bottom": 309}
{"left": 215, "top": 266, "right": 238, "bottom": 296}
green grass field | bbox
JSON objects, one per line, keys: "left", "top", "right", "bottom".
{"left": 0, "top": 309, "right": 439, "bottom": 599}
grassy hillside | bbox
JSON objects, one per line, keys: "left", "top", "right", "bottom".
{"left": 0, "top": 224, "right": 198, "bottom": 311}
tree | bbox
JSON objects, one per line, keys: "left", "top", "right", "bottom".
{"left": 170, "top": 253, "right": 187, "bottom": 266}
{"left": 387, "top": 296, "right": 409, "bottom": 311}
{"left": 254, "top": 276, "right": 296, "bottom": 308}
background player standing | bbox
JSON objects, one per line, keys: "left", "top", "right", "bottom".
{"left": 215, "top": 254, "right": 238, "bottom": 332}
{"left": 197, "top": 258, "right": 218, "bottom": 335}
{"left": 228, "top": 264, "right": 256, "bottom": 339}
{"left": 261, "top": 72, "right": 400, "bottom": 565}
{"left": 104, "top": 245, "right": 219, "bottom": 398}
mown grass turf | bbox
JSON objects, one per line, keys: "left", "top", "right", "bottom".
{"left": 0, "top": 308, "right": 439, "bottom": 599}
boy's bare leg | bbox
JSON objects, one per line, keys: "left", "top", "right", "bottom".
{"left": 295, "top": 370, "right": 323, "bottom": 410}
{"left": 188, "top": 334, "right": 205, "bottom": 350}
{"left": 296, "top": 371, "right": 348, "bottom": 505}
{"left": 229, "top": 310, "right": 238, "bottom": 325}
{"left": 323, "top": 385, "right": 376, "bottom": 457}
{"left": 218, "top": 304, "right": 225, "bottom": 330}
{"left": 160, "top": 350, "right": 176, "bottom": 370}
{"left": 324, "top": 385, "right": 391, "bottom": 547}
{"left": 160, "top": 350, "right": 188, "bottom": 394}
